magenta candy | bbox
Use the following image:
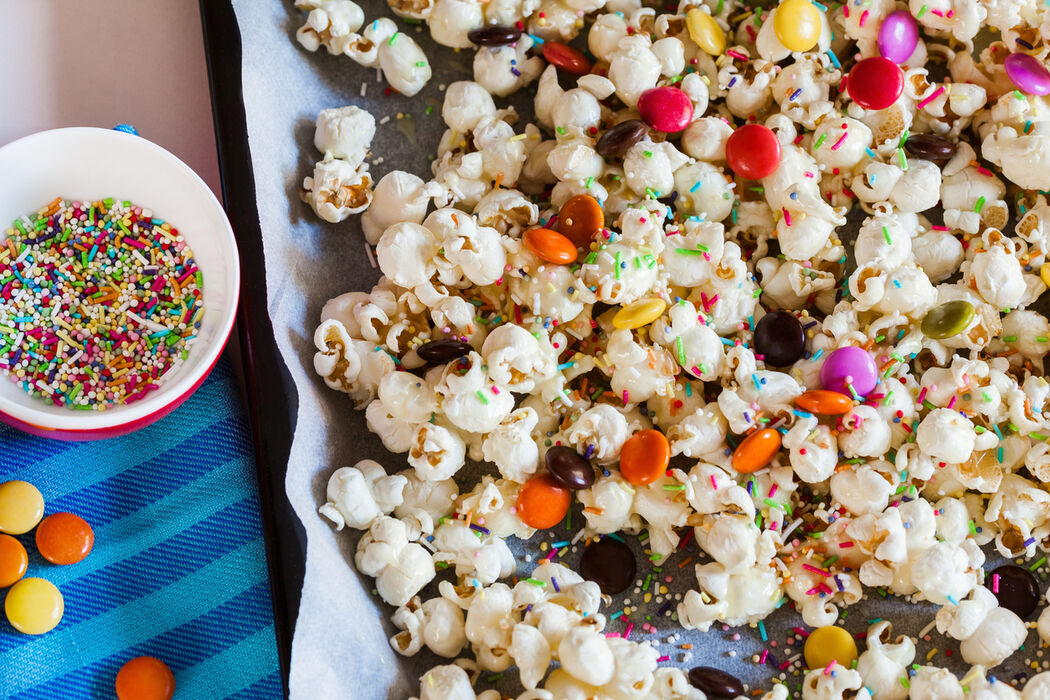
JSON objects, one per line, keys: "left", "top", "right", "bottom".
{"left": 637, "top": 87, "right": 695, "bottom": 133}
{"left": 820, "top": 346, "right": 878, "bottom": 397}
{"left": 878, "top": 10, "right": 919, "bottom": 64}
{"left": 1004, "top": 53, "right": 1050, "bottom": 96}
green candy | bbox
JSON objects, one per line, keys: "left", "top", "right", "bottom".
{"left": 922, "top": 300, "right": 975, "bottom": 339}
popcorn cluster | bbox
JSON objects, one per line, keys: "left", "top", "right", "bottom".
{"left": 297, "top": 0, "right": 1050, "bottom": 696}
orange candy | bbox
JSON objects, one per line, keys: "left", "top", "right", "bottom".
{"left": 732, "top": 428, "right": 782, "bottom": 473}
{"left": 557, "top": 194, "right": 604, "bottom": 247}
{"left": 116, "top": 656, "right": 176, "bottom": 700}
{"left": 796, "top": 390, "right": 855, "bottom": 415}
{"left": 523, "top": 228, "right": 578, "bottom": 265}
{"left": 35, "top": 513, "right": 94, "bottom": 566}
{"left": 619, "top": 429, "right": 671, "bottom": 485}
{"left": 516, "top": 474, "right": 571, "bottom": 529}
{"left": 0, "top": 534, "right": 28, "bottom": 588}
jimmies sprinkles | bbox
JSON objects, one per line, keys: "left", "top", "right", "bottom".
{"left": 295, "top": 0, "right": 1050, "bottom": 696}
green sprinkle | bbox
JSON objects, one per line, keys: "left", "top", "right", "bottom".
{"left": 523, "top": 578, "right": 546, "bottom": 587}
{"left": 615, "top": 251, "right": 622, "bottom": 280}
{"left": 388, "top": 31, "right": 399, "bottom": 45}
{"left": 476, "top": 390, "right": 489, "bottom": 404}
{"left": 813, "top": 133, "right": 827, "bottom": 150}
{"left": 898, "top": 147, "right": 908, "bottom": 170}
{"left": 676, "top": 336, "right": 685, "bottom": 364}
{"left": 1031, "top": 557, "right": 1047, "bottom": 571}
{"left": 975, "top": 196, "right": 986, "bottom": 213}
{"left": 882, "top": 226, "right": 892, "bottom": 245}
{"left": 663, "top": 484, "right": 686, "bottom": 491}
{"left": 1003, "top": 335, "right": 1018, "bottom": 342}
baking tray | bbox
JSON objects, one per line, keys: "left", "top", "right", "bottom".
{"left": 199, "top": 1, "right": 303, "bottom": 695}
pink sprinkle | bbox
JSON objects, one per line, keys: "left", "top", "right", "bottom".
{"left": 657, "top": 655, "right": 671, "bottom": 663}
{"left": 622, "top": 390, "right": 629, "bottom": 405}
{"left": 831, "top": 131, "right": 849, "bottom": 151}
{"left": 794, "top": 133, "right": 805, "bottom": 145}
{"left": 976, "top": 166, "right": 993, "bottom": 177}
{"left": 805, "top": 585, "right": 821, "bottom": 595}
{"left": 946, "top": 8, "right": 954, "bottom": 17}
{"left": 793, "top": 627, "right": 810, "bottom": 637}
{"left": 783, "top": 209, "right": 792, "bottom": 226}
{"left": 725, "top": 49, "right": 748, "bottom": 61}
{"left": 605, "top": 633, "right": 622, "bottom": 638}
{"left": 859, "top": 9, "right": 868, "bottom": 26}
{"left": 843, "top": 4, "right": 849, "bottom": 16}
{"left": 639, "top": 217, "right": 647, "bottom": 223}
{"left": 804, "top": 171, "right": 815, "bottom": 178}
{"left": 760, "top": 649, "right": 769, "bottom": 665}
{"left": 710, "top": 474, "right": 719, "bottom": 490}
{"left": 918, "top": 387, "right": 928, "bottom": 405}
{"left": 947, "top": 395, "right": 957, "bottom": 409}
{"left": 917, "top": 86, "right": 946, "bottom": 110}
{"left": 491, "top": 386, "right": 500, "bottom": 395}
{"left": 930, "top": 8, "right": 943, "bottom": 16}
{"left": 993, "top": 574, "right": 1000, "bottom": 593}
{"left": 624, "top": 623, "right": 634, "bottom": 640}
{"left": 823, "top": 661, "right": 836, "bottom": 675}
{"left": 931, "top": 225, "right": 949, "bottom": 231}
{"left": 768, "top": 484, "right": 778, "bottom": 498}
{"left": 838, "top": 541, "right": 854, "bottom": 548}
{"left": 802, "top": 563, "right": 831, "bottom": 578}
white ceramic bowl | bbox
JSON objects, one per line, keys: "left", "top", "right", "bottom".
{"left": 0, "top": 127, "right": 239, "bottom": 440}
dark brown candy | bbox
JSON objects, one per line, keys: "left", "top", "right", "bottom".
{"left": 545, "top": 445, "right": 595, "bottom": 490}
{"left": 688, "top": 667, "right": 746, "bottom": 698}
{"left": 416, "top": 339, "right": 473, "bottom": 364}
{"left": 595, "top": 120, "right": 648, "bottom": 158}
{"left": 579, "top": 537, "right": 636, "bottom": 594}
{"left": 467, "top": 25, "right": 522, "bottom": 46}
{"left": 753, "top": 310, "right": 805, "bottom": 367}
{"left": 986, "top": 564, "right": 1041, "bottom": 618}
{"left": 904, "top": 133, "right": 957, "bottom": 162}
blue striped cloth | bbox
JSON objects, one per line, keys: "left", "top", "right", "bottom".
{"left": 0, "top": 355, "right": 282, "bottom": 699}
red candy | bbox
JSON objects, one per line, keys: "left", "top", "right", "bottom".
{"left": 846, "top": 56, "right": 904, "bottom": 111}
{"left": 541, "top": 42, "right": 591, "bottom": 75}
{"left": 725, "top": 124, "right": 781, "bottom": 179}
{"left": 637, "top": 87, "right": 694, "bottom": 133}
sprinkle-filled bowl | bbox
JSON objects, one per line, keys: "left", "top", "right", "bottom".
{"left": 0, "top": 127, "right": 239, "bottom": 440}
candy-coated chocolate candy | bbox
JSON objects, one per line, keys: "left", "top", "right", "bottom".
{"left": 1041, "top": 263, "right": 1050, "bottom": 288}
{"left": 516, "top": 474, "right": 571, "bottom": 529}
{"left": 612, "top": 299, "right": 667, "bottom": 330}
{"left": 467, "top": 25, "right": 522, "bottom": 46}
{"left": 688, "top": 667, "right": 746, "bottom": 698}
{"left": 557, "top": 194, "right": 604, "bottom": 247}
{"left": 921, "top": 300, "right": 975, "bottom": 340}
{"left": 904, "top": 133, "right": 956, "bottom": 162}
{"left": 0, "top": 481, "right": 45, "bottom": 535}
{"left": 637, "top": 87, "right": 694, "bottom": 133}
{"left": 820, "top": 346, "right": 877, "bottom": 397}
{"left": 725, "top": 124, "right": 781, "bottom": 180}
{"left": 986, "top": 565, "right": 1040, "bottom": 618}
{"left": 753, "top": 311, "right": 804, "bottom": 366}
{"left": 545, "top": 445, "right": 595, "bottom": 490}
{"left": 523, "top": 228, "right": 578, "bottom": 264}
{"left": 416, "top": 339, "right": 473, "bottom": 364}
{"left": 877, "top": 10, "right": 919, "bottom": 64}
{"left": 116, "top": 656, "right": 176, "bottom": 700}
{"left": 1004, "top": 53, "right": 1050, "bottom": 96}
{"left": 773, "top": 0, "right": 822, "bottom": 52}
{"left": 685, "top": 9, "right": 726, "bottom": 56}
{"left": 0, "top": 534, "right": 28, "bottom": 588}
{"left": 619, "top": 429, "right": 671, "bottom": 485}
{"left": 732, "top": 428, "right": 781, "bottom": 473}
{"left": 595, "top": 119, "right": 649, "bottom": 158}
{"left": 579, "top": 537, "right": 636, "bottom": 594}
{"left": 5, "top": 578, "right": 63, "bottom": 635}
{"left": 36, "top": 513, "right": 94, "bottom": 566}
{"left": 796, "top": 390, "right": 854, "bottom": 415}
{"left": 541, "top": 42, "right": 591, "bottom": 75}
{"left": 847, "top": 57, "right": 904, "bottom": 110}
{"left": 804, "top": 625, "right": 858, "bottom": 670}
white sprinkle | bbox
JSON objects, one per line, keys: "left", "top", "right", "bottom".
{"left": 360, "top": 82, "right": 367, "bottom": 97}
{"left": 364, "top": 243, "right": 377, "bottom": 269}
{"left": 918, "top": 619, "right": 937, "bottom": 639}
{"left": 379, "top": 115, "right": 391, "bottom": 125}
{"left": 570, "top": 528, "right": 586, "bottom": 545}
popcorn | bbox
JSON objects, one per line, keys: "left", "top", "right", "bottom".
{"left": 303, "top": 1, "right": 1050, "bottom": 693}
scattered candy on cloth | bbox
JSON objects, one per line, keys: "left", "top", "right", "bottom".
{"left": 0, "top": 355, "right": 281, "bottom": 700}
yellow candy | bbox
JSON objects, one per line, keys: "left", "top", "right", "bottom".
{"left": 803, "top": 625, "right": 858, "bottom": 670}
{"left": 5, "top": 578, "right": 64, "bottom": 635}
{"left": 612, "top": 299, "right": 667, "bottom": 330}
{"left": 0, "top": 481, "right": 45, "bottom": 535}
{"left": 774, "top": 0, "right": 822, "bottom": 53}
{"left": 685, "top": 8, "right": 726, "bottom": 56}
{"left": 1041, "top": 263, "right": 1050, "bottom": 288}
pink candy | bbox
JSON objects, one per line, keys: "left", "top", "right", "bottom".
{"left": 877, "top": 10, "right": 919, "bottom": 64}
{"left": 1004, "top": 53, "right": 1050, "bottom": 96}
{"left": 637, "top": 87, "right": 694, "bottom": 133}
{"left": 820, "top": 346, "right": 878, "bottom": 397}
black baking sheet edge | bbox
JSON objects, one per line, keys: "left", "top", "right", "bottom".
{"left": 199, "top": 1, "right": 304, "bottom": 696}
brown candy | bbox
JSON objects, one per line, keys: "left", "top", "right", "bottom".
{"left": 904, "top": 133, "right": 957, "bottom": 162}
{"left": 467, "top": 25, "right": 522, "bottom": 46}
{"left": 595, "top": 120, "right": 648, "bottom": 158}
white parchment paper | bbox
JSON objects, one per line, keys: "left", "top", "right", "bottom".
{"left": 230, "top": 2, "right": 1037, "bottom": 699}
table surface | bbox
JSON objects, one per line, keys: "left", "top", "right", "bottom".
{"left": 0, "top": 2, "right": 283, "bottom": 697}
